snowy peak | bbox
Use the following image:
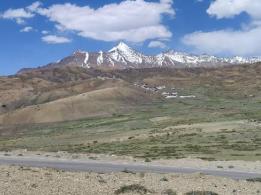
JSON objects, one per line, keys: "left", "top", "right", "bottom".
{"left": 33, "top": 42, "right": 261, "bottom": 73}
{"left": 108, "top": 42, "right": 143, "bottom": 64}
{"left": 159, "top": 50, "right": 261, "bottom": 66}
{"left": 109, "top": 42, "right": 133, "bottom": 53}
{"left": 161, "top": 51, "right": 220, "bottom": 65}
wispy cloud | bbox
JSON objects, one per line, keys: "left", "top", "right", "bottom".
{"left": 20, "top": 26, "right": 34, "bottom": 32}
{"left": 1, "top": 8, "right": 34, "bottom": 24}
{"left": 41, "top": 35, "right": 71, "bottom": 44}
{"left": 41, "top": 30, "right": 49, "bottom": 35}
{"left": 148, "top": 41, "right": 167, "bottom": 49}
{"left": 27, "top": 1, "right": 42, "bottom": 12}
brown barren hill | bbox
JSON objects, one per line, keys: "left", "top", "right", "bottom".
{"left": 0, "top": 86, "right": 152, "bottom": 125}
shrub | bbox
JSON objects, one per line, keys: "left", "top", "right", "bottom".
{"left": 31, "top": 183, "right": 38, "bottom": 188}
{"left": 162, "top": 189, "right": 177, "bottom": 195}
{"left": 160, "top": 177, "right": 169, "bottom": 182}
{"left": 114, "top": 184, "right": 152, "bottom": 194}
{"left": 122, "top": 169, "right": 135, "bottom": 174}
{"left": 246, "top": 178, "right": 261, "bottom": 182}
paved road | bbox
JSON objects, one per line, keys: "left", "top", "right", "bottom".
{"left": 0, "top": 156, "right": 260, "bottom": 180}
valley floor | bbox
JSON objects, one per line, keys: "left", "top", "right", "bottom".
{"left": 1, "top": 64, "right": 261, "bottom": 162}
{"left": 1, "top": 117, "right": 260, "bottom": 161}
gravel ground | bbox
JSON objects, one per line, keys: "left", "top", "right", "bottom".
{"left": 0, "top": 165, "right": 260, "bottom": 195}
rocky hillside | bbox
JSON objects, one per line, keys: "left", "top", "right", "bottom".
{"left": 1, "top": 62, "right": 260, "bottom": 124}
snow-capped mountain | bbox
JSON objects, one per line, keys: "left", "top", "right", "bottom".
{"left": 18, "top": 42, "right": 261, "bottom": 73}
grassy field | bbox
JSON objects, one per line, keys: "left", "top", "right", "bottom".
{"left": 1, "top": 64, "right": 261, "bottom": 161}
{"left": 0, "top": 84, "right": 260, "bottom": 161}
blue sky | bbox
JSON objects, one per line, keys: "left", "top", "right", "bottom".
{"left": 0, "top": 0, "right": 260, "bottom": 75}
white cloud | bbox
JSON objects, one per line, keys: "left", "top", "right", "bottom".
{"left": 35, "top": 0, "right": 174, "bottom": 42}
{"left": 183, "top": 0, "right": 261, "bottom": 56}
{"left": 41, "top": 30, "right": 49, "bottom": 35}
{"left": 1, "top": 8, "right": 34, "bottom": 24}
{"left": 20, "top": 26, "right": 33, "bottom": 32}
{"left": 148, "top": 41, "right": 167, "bottom": 49}
{"left": 27, "top": 1, "right": 42, "bottom": 12}
{"left": 16, "top": 18, "right": 26, "bottom": 25}
{"left": 0, "top": 2, "right": 40, "bottom": 25}
{"left": 1, "top": 1, "right": 174, "bottom": 43}
{"left": 207, "top": 0, "right": 261, "bottom": 19}
{"left": 41, "top": 35, "right": 71, "bottom": 44}
{"left": 183, "top": 27, "right": 261, "bottom": 56}
{"left": 160, "top": 0, "right": 173, "bottom": 4}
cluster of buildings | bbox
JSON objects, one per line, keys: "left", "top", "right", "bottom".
{"left": 134, "top": 83, "right": 196, "bottom": 99}
{"left": 134, "top": 83, "right": 166, "bottom": 92}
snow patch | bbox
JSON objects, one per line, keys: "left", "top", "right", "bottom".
{"left": 82, "top": 52, "right": 90, "bottom": 68}
{"left": 97, "top": 51, "right": 104, "bottom": 65}
{"left": 84, "top": 52, "right": 89, "bottom": 64}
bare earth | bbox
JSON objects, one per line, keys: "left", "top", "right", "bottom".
{"left": 0, "top": 165, "right": 260, "bottom": 195}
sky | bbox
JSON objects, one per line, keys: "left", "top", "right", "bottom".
{"left": 0, "top": 0, "right": 260, "bottom": 75}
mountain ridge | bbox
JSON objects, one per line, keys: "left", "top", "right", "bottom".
{"left": 18, "top": 42, "right": 261, "bottom": 74}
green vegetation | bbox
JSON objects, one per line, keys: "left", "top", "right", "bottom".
{"left": 0, "top": 72, "right": 260, "bottom": 161}
{"left": 0, "top": 94, "right": 260, "bottom": 161}
{"left": 68, "top": 121, "right": 260, "bottom": 161}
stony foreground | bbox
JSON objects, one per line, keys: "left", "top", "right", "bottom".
{"left": 0, "top": 165, "right": 260, "bottom": 195}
